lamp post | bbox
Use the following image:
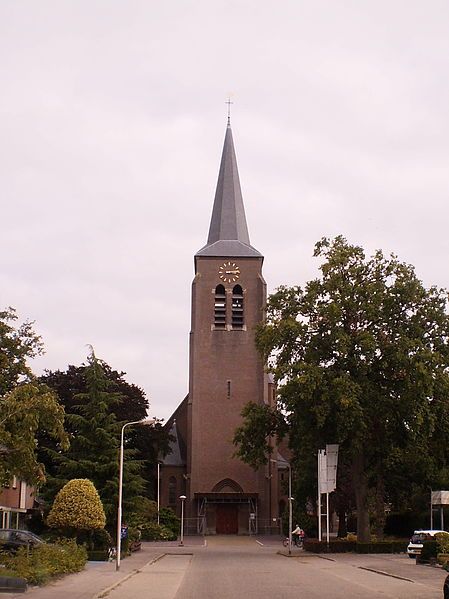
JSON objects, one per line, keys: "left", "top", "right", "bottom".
{"left": 179, "top": 495, "right": 186, "bottom": 546}
{"left": 116, "top": 418, "right": 155, "bottom": 571}
{"left": 271, "top": 458, "right": 293, "bottom": 555}
{"left": 287, "top": 463, "right": 293, "bottom": 556}
{"left": 157, "top": 461, "right": 161, "bottom": 525}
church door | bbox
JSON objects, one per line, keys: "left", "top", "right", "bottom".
{"left": 216, "top": 504, "right": 238, "bottom": 534}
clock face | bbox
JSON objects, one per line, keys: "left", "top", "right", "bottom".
{"left": 218, "top": 261, "right": 240, "bottom": 283}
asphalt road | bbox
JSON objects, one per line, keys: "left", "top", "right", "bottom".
{"left": 105, "top": 536, "right": 448, "bottom": 599}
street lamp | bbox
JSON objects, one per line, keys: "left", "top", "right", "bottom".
{"left": 287, "top": 463, "right": 293, "bottom": 556}
{"left": 271, "top": 458, "right": 293, "bottom": 555}
{"left": 179, "top": 495, "right": 186, "bottom": 546}
{"left": 157, "top": 461, "right": 162, "bottom": 526}
{"left": 116, "top": 418, "right": 155, "bottom": 571}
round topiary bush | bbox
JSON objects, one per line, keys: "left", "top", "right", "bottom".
{"left": 47, "top": 479, "right": 106, "bottom": 531}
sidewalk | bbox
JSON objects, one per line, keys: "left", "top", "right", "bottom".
{"left": 0, "top": 543, "right": 169, "bottom": 599}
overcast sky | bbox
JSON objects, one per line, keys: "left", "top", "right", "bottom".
{"left": 1, "top": 1, "right": 449, "bottom": 421}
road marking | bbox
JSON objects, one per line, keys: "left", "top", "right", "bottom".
{"left": 256, "top": 540, "right": 264, "bottom": 546}
{"left": 357, "top": 566, "right": 414, "bottom": 582}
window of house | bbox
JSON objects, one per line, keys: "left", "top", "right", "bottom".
{"left": 231, "top": 285, "right": 244, "bottom": 329}
{"left": 214, "top": 285, "right": 226, "bottom": 329}
{"left": 168, "top": 476, "right": 177, "bottom": 505}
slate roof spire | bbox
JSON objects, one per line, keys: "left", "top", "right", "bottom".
{"left": 196, "top": 123, "right": 262, "bottom": 257}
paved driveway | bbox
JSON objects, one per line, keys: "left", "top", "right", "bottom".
{"left": 109, "top": 536, "right": 448, "bottom": 599}
{"left": 2, "top": 537, "right": 447, "bottom": 599}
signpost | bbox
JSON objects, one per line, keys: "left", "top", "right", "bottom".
{"left": 431, "top": 490, "right": 449, "bottom": 530}
{"left": 318, "top": 445, "right": 339, "bottom": 544}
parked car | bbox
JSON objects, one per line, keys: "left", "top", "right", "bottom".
{"left": 0, "top": 529, "right": 44, "bottom": 553}
{"left": 407, "top": 529, "right": 446, "bottom": 558}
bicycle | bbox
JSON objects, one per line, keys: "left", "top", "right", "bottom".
{"left": 282, "top": 536, "right": 304, "bottom": 548}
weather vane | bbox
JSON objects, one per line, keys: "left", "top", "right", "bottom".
{"left": 225, "top": 96, "right": 233, "bottom": 125}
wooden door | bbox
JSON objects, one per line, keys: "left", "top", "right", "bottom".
{"left": 216, "top": 504, "right": 238, "bottom": 534}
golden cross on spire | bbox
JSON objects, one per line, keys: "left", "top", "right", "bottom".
{"left": 225, "top": 96, "right": 233, "bottom": 125}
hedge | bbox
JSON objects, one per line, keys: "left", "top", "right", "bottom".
{"left": 356, "top": 541, "right": 408, "bottom": 554}
{"left": 417, "top": 540, "right": 438, "bottom": 563}
{"left": 303, "top": 539, "right": 408, "bottom": 554}
{"left": 87, "top": 550, "right": 109, "bottom": 561}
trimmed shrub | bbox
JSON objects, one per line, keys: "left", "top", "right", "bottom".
{"left": 303, "top": 539, "right": 357, "bottom": 553}
{"left": 140, "top": 522, "right": 177, "bottom": 541}
{"left": 126, "top": 497, "right": 158, "bottom": 527}
{"left": 75, "top": 527, "right": 113, "bottom": 551}
{"left": 0, "top": 539, "right": 87, "bottom": 585}
{"left": 419, "top": 540, "right": 438, "bottom": 563}
{"left": 303, "top": 539, "right": 407, "bottom": 554}
{"left": 87, "top": 550, "right": 110, "bottom": 561}
{"left": 159, "top": 508, "right": 180, "bottom": 536}
{"left": 47, "top": 479, "right": 106, "bottom": 531}
{"left": 435, "top": 532, "right": 449, "bottom": 554}
{"left": 438, "top": 553, "right": 449, "bottom": 567}
{"left": 356, "top": 541, "right": 408, "bottom": 554}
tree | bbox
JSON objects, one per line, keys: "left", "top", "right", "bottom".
{"left": 39, "top": 358, "right": 171, "bottom": 507}
{"left": 44, "top": 349, "right": 146, "bottom": 523}
{"left": 0, "top": 384, "right": 67, "bottom": 485}
{"left": 0, "top": 307, "right": 43, "bottom": 394}
{"left": 41, "top": 350, "right": 150, "bottom": 525}
{"left": 0, "top": 307, "right": 68, "bottom": 484}
{"left": 234, "top": 237, "right": 449, "bottom": 541}
{"left": 47, "top": 478, "right": 106, "bottom": 531}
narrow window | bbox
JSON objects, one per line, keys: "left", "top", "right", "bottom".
{"left": 214, "top": 285, "right": 226, "bottom": 329}
{"left": 168, "top": 476, "right": 177, "bottom": 505}
{"left": 232, "top": 285, "right": 244, "bottom": 329}
{"left": 227, "top": 380, "right": 231, "bottom": 399}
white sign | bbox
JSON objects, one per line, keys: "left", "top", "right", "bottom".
{"left": 432, "top": 491, "right": 449, "bottom": 505}
{"left": 319, "top": 445, "right": 339, "bottom": 494}
{"left": 325, "top": 444, "right": 339, "bottom": 493}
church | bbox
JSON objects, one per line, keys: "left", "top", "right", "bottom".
{"left": 159, "top": 120, "right": 287, "bottom": 535}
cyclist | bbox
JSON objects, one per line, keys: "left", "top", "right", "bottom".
{"left": 291, "top": 524, "right": 305, "bottom": 546}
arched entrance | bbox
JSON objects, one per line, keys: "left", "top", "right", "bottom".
{"left": 196, "top": 480, "right": 258, "bottom": 535}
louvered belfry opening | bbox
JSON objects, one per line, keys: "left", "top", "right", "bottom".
{"left": 232, "top": 285, "right": 244, "bottom": 329}
{"left": 214, "top": 284, "right": 226, "bottom": 328}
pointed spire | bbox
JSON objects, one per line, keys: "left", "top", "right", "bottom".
{"left": 196, "top": 124, "right": 262, "bottom": 257}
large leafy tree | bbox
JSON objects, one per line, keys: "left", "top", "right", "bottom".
{"left": 0, "top": 307, "right": 67, "bottom": 484}
{"left": 234, "top": 237, "right": 449, "bottom": 541}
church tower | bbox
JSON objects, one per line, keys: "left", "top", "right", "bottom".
{"left": 184, "top": 121, "right": 278, "bottom": 534}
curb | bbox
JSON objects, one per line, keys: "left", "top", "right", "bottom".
{"left": 276, "top": 550, "right": 335, "bottom": 561}
{"left": 93, "top": 554, "right": 165, "bottom": 599}
{"left": 357, "top": 566, "right": 414, "bottom": 583}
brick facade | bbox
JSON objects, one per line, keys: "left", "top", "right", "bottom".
{"left": 160, "top": 124, "right": 281, "bottom": 534}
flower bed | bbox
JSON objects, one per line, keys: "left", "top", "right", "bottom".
{"left": 0, "top": 539, "right": 87, "bottom": 585}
